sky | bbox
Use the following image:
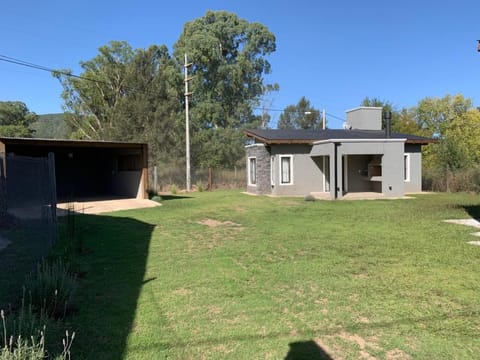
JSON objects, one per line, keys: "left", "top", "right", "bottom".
{"left": 1, "top": 0, "right": 479, "bottom": 129}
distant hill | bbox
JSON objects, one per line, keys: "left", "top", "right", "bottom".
{"left": 30, "top": 113, "right": 71, "bottom": 139}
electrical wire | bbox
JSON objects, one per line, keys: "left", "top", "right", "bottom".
{"left": 0, "top": 53, "right": 346, "bottom": 122}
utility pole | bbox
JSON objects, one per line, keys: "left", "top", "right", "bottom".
{"left": 184, "top": 54, "right": 193, "bottom": 192}
{"left": 322, "top": 108, "right": 326, "bottom": 130}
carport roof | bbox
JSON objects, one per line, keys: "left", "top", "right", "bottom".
{"left": 0, "top": 137, "right": 146, "bottom": 149}
{"left": 245, "top": 129, "right": 435, "bottom": 145}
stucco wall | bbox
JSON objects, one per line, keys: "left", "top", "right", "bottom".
{"left": 404, "top": 144, "right": 423, "bottom": 193}
{"left": 346, "top": 107, "right": 382, "bottom": 130}
{"left": 334, "top": 140, "right": 405, "bottom": 198}
{"left": 270, "top": 144, "right": 324, "bottom": 196}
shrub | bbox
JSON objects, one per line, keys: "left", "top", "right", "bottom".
{"left": 24, "top": 260, "right": 77, "bottom": 319}
{"left": 196, "top": 181, "right": 205, "bottom": 192}
{"left": 151, "top": 195, "right": 163, "bottom": 203}
{"left": 170, "top": 184, "right": 178, "bottom": 195}
{"left": 1, "top": 307, "right": 74, "bottom": 360}
{"left": 304, "top": 194, "right": 316, "bottom": 202}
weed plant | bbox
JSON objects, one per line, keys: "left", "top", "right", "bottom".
{"left": 24, "top": 260, "right": 77, "bottom": 319}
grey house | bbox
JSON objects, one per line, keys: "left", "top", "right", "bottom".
{"left": 245, "top": 107, "right": 434, "bottom": 199}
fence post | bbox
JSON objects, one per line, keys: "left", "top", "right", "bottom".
{"left": 154, "top": 165, "right": 158, "bottom": 194}
{"left": 208, "top": 167, "right": 213, "bottom": 190}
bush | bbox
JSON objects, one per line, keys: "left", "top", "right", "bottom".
{"left": 196, "top": 181, "right": 205, "bottom": 192}
{"left": 151, "top": 195, "right": 163, "bottom": 203}
{"left": 1, "top": 307, "right": 74, "bottom": 360}
{"left": 304, "top": 194, "right": 316, "bottom": 202}
{"left": 24, "top": 260, "right": 77, "bottom": 319}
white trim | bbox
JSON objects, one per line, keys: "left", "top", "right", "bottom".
{"left": 245, "top": 143, "right": 265, "bottom": 149}
{"left": 312, "top": 138, "right": 407, "bottom": 145}
{"left": 247, "top": 157, "right": 257, "bottom": 186}
{"left": 404, "top": 153, "right": 411, "bottom": 182}
{"left": 270, "top": 156, "right": 275, "bottom": 186}
{"left": 279, "top": 155, "right": 293, "bottom": 185}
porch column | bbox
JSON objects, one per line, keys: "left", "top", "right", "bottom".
{"left": 335, "top": 143, "right": 343, "bottom": 199}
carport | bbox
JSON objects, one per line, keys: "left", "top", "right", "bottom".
{"left": 0, "top": 137, "right": 148, "bottom": 201}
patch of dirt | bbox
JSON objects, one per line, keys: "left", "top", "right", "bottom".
{"left": 172, "top": 288, "right": 193, "bottom": 296}
{"left": 197, "top": 219, "right": 242, "bottom": 228}
{"left": 354, "top": 273, "right": 369, "bottom": 280}
{"left": 386, "top": 348, "right": 411, "bottom": 360}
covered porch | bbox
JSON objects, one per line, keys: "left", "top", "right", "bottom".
{"left": 310, "top": 138, "right": 406, "bottom": 199}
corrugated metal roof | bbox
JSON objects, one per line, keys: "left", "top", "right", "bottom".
{"left": 245, "top": 129, "right": 435, "bottom": 145}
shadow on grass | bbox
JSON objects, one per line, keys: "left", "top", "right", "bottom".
{"left": 0, "top": 219, "right": 53, "bottom": 310}
{"left": 61, "top": 213, "right": 155, "bottom": 360}
{"left": 158, "top": 194, "right": 192, "bottom": 201}
{"left": 464, "top": 205, "right": 480, "bottom": 221}
{"left": 284, "top": 340, "right": 333, "bottom": 360}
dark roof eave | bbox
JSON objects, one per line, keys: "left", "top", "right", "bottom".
{"left": 0, "top": 137, "right": 146, "bottom": 148}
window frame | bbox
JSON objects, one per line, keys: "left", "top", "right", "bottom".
{"left": 270, "top": 156, "right": 275, "bottom": 186}
{"left": 279, "top": 155, "right": 294, "bottom": 185}
{"left": 248, "top": 157, "right": 257, "bottom": 186}
{"left": 404, "top": 153, "right": 410, "bottom": 182}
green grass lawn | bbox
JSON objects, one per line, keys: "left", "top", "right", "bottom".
{"left": 60, "top": 191, "right": 480, "bottom": 359}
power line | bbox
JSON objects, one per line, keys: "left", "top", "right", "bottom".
{"left": 0, "top": 54, "right": 96, "bottom": 82}
{"left": 0, "top": 53, "right": 347, "bottom": 122}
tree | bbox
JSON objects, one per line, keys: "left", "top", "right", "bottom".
{"left": 173, "top": 10, "right": 277, "bottom": 167}
{"left": 0, "top": 101, "right": 37, "bottom": 137}
{"left": 277, "top": 97, "right": 323, "bottom": 130}
{"left": 414, "top": 94, "right": 471, "bottom": 138}
{"left": 54, "top": 41, "right": 182, "bottom": 164}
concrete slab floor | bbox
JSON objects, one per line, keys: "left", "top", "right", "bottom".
{"left": 57, "top": 198, "right": 160, "bottom": 215}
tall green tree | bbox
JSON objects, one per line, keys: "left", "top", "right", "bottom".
{"left": 173, "top": 10, "right": 277, "bottom": 167}
{"left": 412, "top": 94, "right": 473, "bottom": 174}
{"left": 0, "top": 101, "right": 37, "bottom": 137}
{"left": 414, "top": 94, "right": 471, "bottom": 138}
{"left": 277, "top": 97, "right": 323, "bottom": 129}
{"left": 54, "top": 41, "right": 182, "bottom": 164}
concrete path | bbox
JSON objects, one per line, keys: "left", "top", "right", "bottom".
{"left": 57, "top": 198, "right": 160, "bottom": 215}
{"left": 443, "top": 218, "right": 480, "bottom": 245}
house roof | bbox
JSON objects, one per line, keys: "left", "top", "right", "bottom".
{"left": 0, "top": 137, "right": 146, "bottom": 149}
{"left": 245, "top": 129, "right": 435, "bottom": 145}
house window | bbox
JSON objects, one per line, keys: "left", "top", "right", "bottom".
{"left": 404, "top": 154, "right": 410, "bottom": 182}
{"left": 270, "top": 156, "right": 275, "bottom": 186}
{"left": 248, "top": 157, "right": 256, "bottom": 186}
{"left": 280, "top": 155, "right": 293, "bottom": 185}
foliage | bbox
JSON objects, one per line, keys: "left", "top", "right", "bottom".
{"left": 24, "top": 259, "right": 77, "bottom": 319}
{"left": 173, "top": 10, "right": 277, "bottom": 167}
{"left": 0, "top": 102, "right": 37, "bottom": 138}
{"left": 54, "top": 41, "right": 182, "bottom": 165}
{"left": 1, "top": 297, "right": 74, "bottom": 360}
{"left": 277, "top": 96, "right": 323, "bottom": 129}
{"left": 414, "top": 94, "right": 471, "bottom": 138}
{"left": 151, "top": 195, "right": 163, "bottom": 203}
{"left": 361, "top": 94, "right": 480, "bottom": 189}
{"left": 30, "top": 114, "right": 70, "bottom": 139}
{"left": 65, "top": 191, "right": 480, "bottom": 359}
